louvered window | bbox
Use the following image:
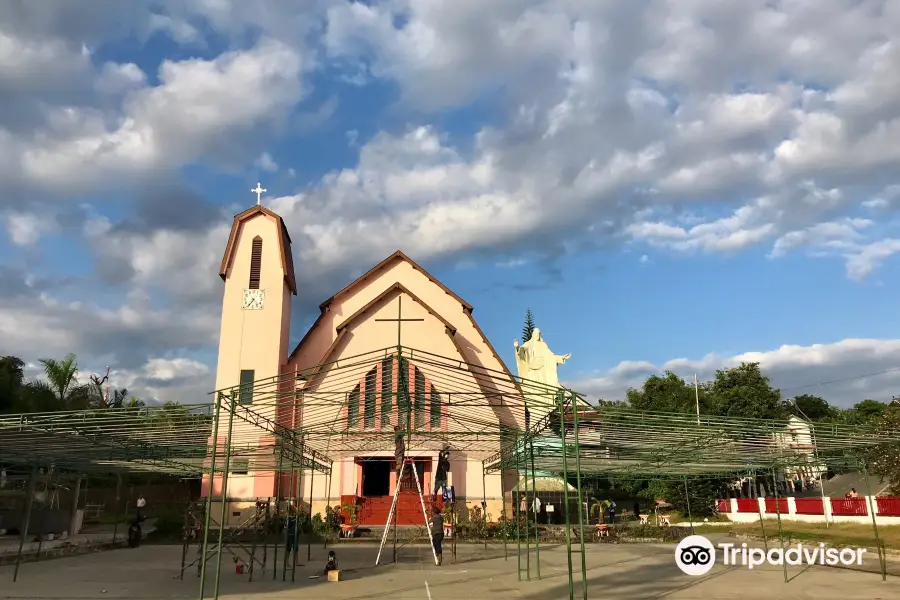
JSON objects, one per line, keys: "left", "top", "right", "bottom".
{"left": 430, "top": 388, "right": 441, "bottom": 428}
{"left": 249, "top": 236, "right": 262, "bottom": 289}
{"left": 397, "top": 357, "right": 410, "bottom": 427}
{"left": 380, "top": 358, "right": 393, "bottom": 426}
{"left": 348, "top": 388, "right": 360, "bottom": 427}
{"left": 239, "top": 369, "right": 255, "bottom": 405}
{"left": 414, "top": 369, "right": 426, "bottom": 428}
{"left": 364, "top": 368, "right": 377, "bottom": 428}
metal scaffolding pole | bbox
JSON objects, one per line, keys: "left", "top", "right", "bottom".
{"left": 198, "top": 393, "right": 222, "bottom": 599}
{"left": 323, "top": 469, "right": 333, "bottom": 550}
{"left": 570, "top": 392, "right": 587, "bottom": 600}
{"left": 272, "top": 443, "right": 283, "bottom": 581}
{"left": 522, "top": 434, "right": 531, "bottom": 580}
{"left": 862, "top": 464, "right": 887, "bottom": 581}
{"left": 527, "top": 432, "right": 541, "bottom": 579}
{"left": 12, "top": 467, "right": 38, "bottom": 583}
{"left": 514, "top": 432, "right": 522, "bottom": 581}
{"left": 683, "top": 477, "right": 694, "bottom": 535}
{"left": 112, "top": 474, "right": 122, "bottom": 544}
{"left": 770, "top": 469, "right": 789, "bottom": 584}
{"left": 291, "top": 463, "right": 301, "bottom": 581}
{"left": 753, "top": 469, "right": 769, "bottom": 552}
{"left": 482, "top": 464, "right": 489, "bottom": 551}
{"left": 307, "top": 469, "right": 315, "bottom": 562}
{"left": 212, "top": 393, "right": 236, "bottom": 600}
{"left": 557, "top": 392, "right": 575, "bottom": 600}
{"left": 500, "top": 463, "right": 509, "bottom": 561}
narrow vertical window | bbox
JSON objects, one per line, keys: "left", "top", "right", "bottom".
{"left": 397, "top": 357, "right": 410, "bottom": 427}
{"left": 249, "top": 236, "right": 263, "bottom": 289}
{"left": 414, "top": 368, "right": 426, "bottom": 428}
{"left": 364, "top": 368, "right": 376, "bottom": 428}
{"left": 430, "top": 387, "right": 441, "bottom": 428}
{"left": 380, "top": 357, "right": 393, "bottom": 427}
{"left": 239, "top": 369, "right": 255, "bottom": 405}
{"left": 348, "top": 387, "right": 360, "bottom": 427}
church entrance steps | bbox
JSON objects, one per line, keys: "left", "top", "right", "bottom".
{"left": 338, "top": 524, "right": 432, "bottom": 542}
{"left": 344, "top": 493, "right": 444, "bottom": 527}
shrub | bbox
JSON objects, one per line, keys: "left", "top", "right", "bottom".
{"left": 153, "top": 509, "right": 184, "bottom": 538}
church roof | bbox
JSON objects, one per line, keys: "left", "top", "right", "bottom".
{"left": 318, "top": 250, "right": 473, "bottom": 312}
{"left": 287, "top": 251, "right": 515, "bottom": 388}
{"left": 219, "top": 205, "right": 297, "bottom": 295}
{"left": 311, "top": 282, "right": 466, "bottom": 371}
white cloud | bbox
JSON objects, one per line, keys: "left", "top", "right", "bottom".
{"left": 254, "top": 152, "right": 279, "bottom": 172}
{"left": 2, "top": 38, "right": 307, "bottom": 194}
{"left": 566, "top": 338, "right": 900, "bottom": 408}
{"left": 111, "top": 357, "right": 212, "bottom": 405}
{"left": 4, "top": 211, "right": 57, "bottom": 246}
{"left": 0, "top": 27, "right": 92, "bottom": 91}
{"left": 5, "top": 0, "right": 900, "bottom": 415}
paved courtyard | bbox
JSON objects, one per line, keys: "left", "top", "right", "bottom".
{"left": 1, "top": 537, "right": 898, "bottom": 600}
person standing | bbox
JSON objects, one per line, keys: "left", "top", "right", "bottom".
{"left": 136, "top": 495, "right": 147, "bottom": 523}
{"left": 433, "top": 446, "right": 451, "bottom": 497}
{"left": 429, "top": 506, "right": 444, "bottom": 566}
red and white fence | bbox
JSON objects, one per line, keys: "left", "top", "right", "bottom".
{"left": 716, "top": 496, "right": 900, "bottom": 525}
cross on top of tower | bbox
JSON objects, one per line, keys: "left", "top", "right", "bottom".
{"left": 251, "top": 182, "right": 267, "bottom": 206}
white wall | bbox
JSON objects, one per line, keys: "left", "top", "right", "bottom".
{"left": 720, "top": 496, "right": 900, "bottom": 526}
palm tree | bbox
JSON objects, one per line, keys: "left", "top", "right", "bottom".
{"left": 33, "top": 353, "right": 87, "bottom": 408}
{"left": 590, "top": 498, "right": 610, "bottom": 524}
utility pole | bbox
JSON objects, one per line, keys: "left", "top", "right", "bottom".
{"left": 693, "top": 374, "right": 701, "bottom": 426}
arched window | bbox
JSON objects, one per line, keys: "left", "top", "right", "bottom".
{"left": 346, "top": 358, "right": 442, "bottom": 431}
{"left": 249, "top": 236, "right": 262, "bottom": 289}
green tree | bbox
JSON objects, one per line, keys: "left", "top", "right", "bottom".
{"left": 626, "top": 372, "right": 711, "bottom": 414}
{"left": 29, "top": 353, "right": 90, "bottom": 409}
{"left": 789, "top": 394, "right": 835, "bottom": 421}
{"left": 522, "top": 309, "right": 536, "bottom": 343}
{"left": 656, "top": 478, "right": 724, "bottom": 518}
{"left": 709, "top": 362, "right": 784, "bottom": 419}
{"left": 847, "top": 399, "right": 888, "bottom": 423}
{"left": 862, "top": 404, "right": 900, "bottom": 494}
{"left": 0, "top": 356, "right": 26, "bottom": 413}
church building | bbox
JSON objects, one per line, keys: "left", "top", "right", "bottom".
{"left": 208, "top": 201, "right": 525, "bottom": 526}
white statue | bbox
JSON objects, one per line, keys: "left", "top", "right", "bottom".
{"left": 513, "top": 328, "right": 571, "bottom": 389}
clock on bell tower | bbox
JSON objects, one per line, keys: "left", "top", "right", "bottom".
{"left": 214, "top": 198, "right": 296, "bottom": 395}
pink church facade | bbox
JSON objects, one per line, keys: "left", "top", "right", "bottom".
{"left": 206, "top": 205, "right": 522, "bottom": 526}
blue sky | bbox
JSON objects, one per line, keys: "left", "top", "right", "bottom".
{"left": 2, "top": 1, "right": 900, "bottom": 407}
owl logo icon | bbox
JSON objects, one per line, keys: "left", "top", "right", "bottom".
{"left": 675, "top": 535, "right": 716, "bottom": 576}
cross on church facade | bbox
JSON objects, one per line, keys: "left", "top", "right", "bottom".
{"left": 375, "top": 295, "right": 424, "bottom": 347}
{"left": 251, "top": 182, "right": 267, "bottom": 205}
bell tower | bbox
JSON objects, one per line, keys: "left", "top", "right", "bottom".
{"left": 214, "top": 187, "right": 296, "bottom": 398}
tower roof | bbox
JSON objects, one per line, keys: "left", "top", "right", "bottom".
{"left": 219, "top": 205, "right": 297, "bottom": 295}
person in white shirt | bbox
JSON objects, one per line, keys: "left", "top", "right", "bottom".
{"left": 136, "top": 495, "right": 147, "bottom": 522}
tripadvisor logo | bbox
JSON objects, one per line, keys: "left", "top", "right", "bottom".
{"left": 675, "top": 535, "right": 867, "bottom": 576}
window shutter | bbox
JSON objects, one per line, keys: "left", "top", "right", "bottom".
{"left": 249, "top": 237, "right": 263, "bottom": 289}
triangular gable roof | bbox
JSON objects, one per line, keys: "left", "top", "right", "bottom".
{"left": 318, "top": 250, "right": 473, "bottom": 311}
{"left": 287, "top": 252, "right": 516, "bottom": 391}
{"left": 219, "top": 205, "right": 297, "bottom": 295}
{"left": 309, "top": 283, "right": 464, "bottom": 372}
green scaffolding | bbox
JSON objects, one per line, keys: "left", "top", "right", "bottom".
{"left": 483, "top": 391, "right": 900, "bottom": 599}
{"left": 3, "top": 348, "right": 900, "bottom": 599}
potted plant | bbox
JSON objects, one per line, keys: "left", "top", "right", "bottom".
{"left": 339, "top": 501, "right": 359, "bottom": 537}
{"left": 441, "top": 504, "right": 455, "bottom": 538}
{"left": 590, "top": 498, "right": 611, "bottom": 524}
